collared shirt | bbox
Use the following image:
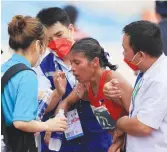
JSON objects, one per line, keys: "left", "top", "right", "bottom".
{"left": 1, "top": 54, "right": 38, "bottom": 126}
{"left": 126, "top": 54, "right": 167, "bottom": 152}
{"left": 34, "top": 54, "right": 76, "bottom": 91}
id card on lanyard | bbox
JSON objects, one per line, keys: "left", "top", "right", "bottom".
{"left": 65, "top": 109, "right": 84, "bottom": 141}
{"left": 130, "top": 77, "right": 143, "bottom": 117}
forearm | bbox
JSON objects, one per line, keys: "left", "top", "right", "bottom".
{"left": 119, "top": 97, "right": 130, "bottom": 113}
{"left": 110, "top": 97, "right": 130, "bottom": 113}
{"left": 116, "top": 116, "right": 152, "bottom": 136}
{"left": 119, "top": 87, "right": 133, "bottom": 112}
{"left": 13, "top": 120, "right": 48, "bottom": 133}
{"left": 46, "top": 90, "right": 62, "bottom": 113}
{"left": 108, "top": 129, "right": 124, "bottom": 152}
{"left": 108, "top": 138, "right": 124, "bottom": 152}
{"left": 110, "top": 71, "right": 133, "bottom": 112}
{"left": 55, "top": 89, "right": 79, "bottom": 114}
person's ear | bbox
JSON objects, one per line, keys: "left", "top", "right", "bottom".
{"left": 68, "top": 24, "right": 74, "bottom": 32}
{"left": 68, "top": 24, "right": 74, "bottom": 35}
{"left": 139, "top": 51, "right": 146, "bottom": 60}
{"left": 35, "top": 40, "right": 41, "bottom": 53}
{"left": 92, "top": 57, "right": 100, "bottom": 67}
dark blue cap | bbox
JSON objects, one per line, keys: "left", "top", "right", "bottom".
{"left": 156, "top": 1, "right": 167, "bottom": 15}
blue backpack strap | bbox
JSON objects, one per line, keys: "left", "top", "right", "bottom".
{"left": 1, "top": 63, "right": 35, "bottom": 92}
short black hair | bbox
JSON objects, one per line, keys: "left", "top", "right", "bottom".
{"left": 36, "top": 7, "right": 70, "bottom": 27}
{"left": 71, "top": 37, "right": 117, "bottom": 71}
{"left": 63, "top": 5, "right": 78, "bottom": 25}
{"left": 123, "top": 20, "right": 163, "bottom": 57}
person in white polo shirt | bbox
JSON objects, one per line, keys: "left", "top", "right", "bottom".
{"left": 104, "top": 20, "right": 167, "bottom": 152}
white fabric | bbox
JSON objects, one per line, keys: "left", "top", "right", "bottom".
{"left": 127, "top": 54, "right": 167, "bottom": 152}
{"left": 33, "top": 66, "right": 51, "bottom": 91}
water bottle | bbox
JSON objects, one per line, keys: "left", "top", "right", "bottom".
{"left": 49, "top": 109, "right": 65, "bottom": 151}
{"left": 36, "top": 89, "right": 53, "bottom": 120}
{"left": 35, "top": 89, "right": 53, "bottom": 150}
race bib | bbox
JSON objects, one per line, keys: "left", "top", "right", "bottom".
{"left": 92, "top": 106, "right": 116, "bottom": 130}
{"left": 65, "top": 109, "right": 84, "bottom": 140}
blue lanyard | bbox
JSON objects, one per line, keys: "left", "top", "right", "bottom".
{"left": 130, "top": 72, "right": 144, "bottom": 117}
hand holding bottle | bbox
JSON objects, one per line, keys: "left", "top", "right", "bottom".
{"left": 45, "top": 117, "right": 67, "bottom": 132}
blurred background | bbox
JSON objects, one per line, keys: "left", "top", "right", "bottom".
{"left": 1, "top": 0, "right": 159, "bottom": 85}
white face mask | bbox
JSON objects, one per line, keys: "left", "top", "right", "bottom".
{"left": 34, "top": 47, "right": 44, "bottom": 68}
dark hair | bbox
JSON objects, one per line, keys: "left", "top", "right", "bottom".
{"left": 123, "top": 20, "right": 163, "bottom": 57}
{"left": 63, "top": 5, "right": 78, "bottom": 25}
{"left": 8, "top": 15, "right": 47, "bottom": 51}
{"left": 71, "top": 37, "right": 117, "bottom": 71}
{"left": 36, "top": 7, "right": 70, "bottom": 27}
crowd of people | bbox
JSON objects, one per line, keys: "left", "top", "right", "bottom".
{"left": 1, "top": 1, "right": 167, "bottom": 152}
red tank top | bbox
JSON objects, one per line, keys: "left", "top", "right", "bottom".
{"left": 88, "top": 70, "right": 124, "bottom": 120}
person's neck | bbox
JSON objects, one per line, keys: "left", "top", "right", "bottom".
{"left": 140, "top": 57, "right": 159, "bottom": 73}
{"left": 16, "top": 49, "right": 32, "bottom": 66}
{"left": 91, "top": 68, "right": 105, "bottom": 89}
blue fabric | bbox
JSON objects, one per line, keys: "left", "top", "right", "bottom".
{"left": 156, "top": 1, "right": 167, "bottom": 15}
{"left": 40, "top": 53, "right": 55, "bottom": 90}
{"left": 130, "top": 72, "right": 144, "bottom": 117}
{"left": 134, "top": 72, "right": 144, "bottom": 88}
{"left": 40, "top": 52, "right": 112, "bottom": 152}
{"left": 1, "top": 54, "right": 38, "bottom": 126}
{"left": 159, "top": 19, "right": 167, "bottom": 56}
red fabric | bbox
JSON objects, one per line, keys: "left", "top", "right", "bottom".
{"left": 88, "top": 70, "right": 125, "bottom": 120}
{"left": 124, "top": 58, "right": 139, "bottom": 71}
{"left": 48, "top": 38, "right": 73, "bottom": 59}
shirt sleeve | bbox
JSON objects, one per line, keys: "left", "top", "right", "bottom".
{"left": 13, "top": 71, "right": 38, "bottom": 122}
{"left": 137, "top": 80, "right": 167, "bottom": 129}
{"left": 33, "top": 66, "right": 51, "bottom": 91}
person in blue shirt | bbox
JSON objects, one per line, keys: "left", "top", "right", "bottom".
{"left": 1, "top": 15, "right": 67, "bottom": 152}
{"left": 36, "top": 7, "right": 112, "bottom": 152}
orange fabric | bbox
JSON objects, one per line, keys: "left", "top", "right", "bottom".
{"left": 88, "top": 70, "right": 124, "bottom": 120}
